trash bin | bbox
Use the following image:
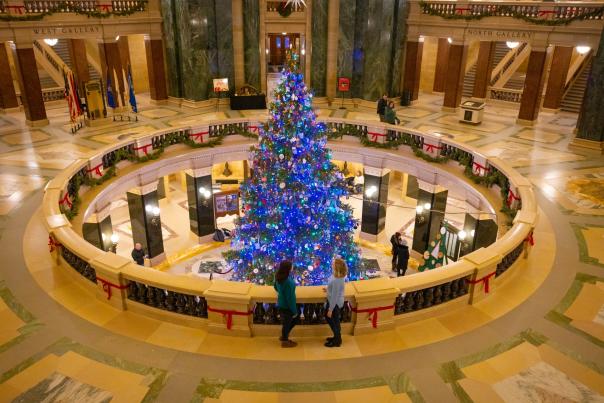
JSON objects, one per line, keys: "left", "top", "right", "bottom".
{"left": 400, "top": 90, "right": 412, "bottom": 107}
{"left": 459, "top": 100, "right": 485, "bottom": 125}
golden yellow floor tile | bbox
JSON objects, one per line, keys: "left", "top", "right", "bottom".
{"left": 395, "top": 318, "right": 454, "bottom": 349}
{"left": 437, "top": 306, "right": 493, "bottom": 334}
{"left": 277, "top": 391, "right": 337, "bottom": 403}
{"left": 515, "top": 129, "right": 563, "bottom": 144}
{"left": 388, "top": 394, "right": 413, "bottom": 403}
{"left": 0, "top": 306, "right": 25, "bottom": 345}
{"left": 218, "top": 390, "right": 280, "bottom": 403}
{"left": 571, "top": 320, "right": 604, "bottom": 341}
{"left": 1, "top": 130, "right": 51, "bottom": 145}
{"left": 433, "top": 115, "right": 507, "bottom": 133}
{"left": 48, "top": 283, "right": 97, "bottom": 313}
{"left": 353, "top": 329, "right": 408, "bottom": 355}
{"left": 29, "top": 266, "right": 75, "bottom": 291}
{"left": 462, "top": 361, "right": 507, "bottom": 384}
{"left": 458, "top": 378, "right": 505, "bottom": 403}
{"left": 334, "top": 385, "right": 393, "bottom": 402}
{"left": 302, "top": 336, "right": 362, "bottom": 360}
{"left": 71, "top": 300, "right": 122, "bottom": 327}
{"left": 481, "top": 342, "right": 541, "bottom": 379}
{"left": 88, "top": 125, "right": 157, "bottom": 144}
{"left": 582, "top": 227, "right": 604, "bottom": 264}
{"left": 2, "top": 354, "right": 60, "bottom": 394}
{"left": 565, "top": 283, "right": 604, "bottom": 321}
{"left": 104, "top": 311, "right": 162, "bottom": 340}
{"left": 146, "top": 322, "right": 207, "bottom": 352}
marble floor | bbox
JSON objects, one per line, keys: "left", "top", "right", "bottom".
{"left": 0, "top": 92, "right": 603, "bottom": 402}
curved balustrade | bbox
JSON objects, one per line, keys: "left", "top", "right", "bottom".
{"left": 22, "top": 0, "right": 145, "bottom": 13}
{"left": 41, "top": 116, "right": 538, "bottom": 336}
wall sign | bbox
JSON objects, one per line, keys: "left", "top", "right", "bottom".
{"left": 466, "top": 28, "right": 533, "bottom": 40}
{"left": 32, "top": 26, "right": 100, "bottom": 35}
{"left": 338, "top": 77, "right": 350, "bottom": 92}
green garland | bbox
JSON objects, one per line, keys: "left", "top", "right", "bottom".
{"left": 277, "top": 2, "right": 293, "bottom": 17}
{"left": 0, "top": 1, "right": 146, "bottom": 21}
{"left": 419, "top": 0, "right": 604, "bottom": 26}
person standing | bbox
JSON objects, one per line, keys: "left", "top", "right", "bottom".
{"left": 274, "top": 260, "right": 298, "bottom": 348}
{"left": 396, "top": 238, "right": 410, "bottom": 277}
{"left": 377, "top": 94, "right": 388, "bottom": 122}
{"left": 384, "top": 101, "right": 400, "bottom": 125}
{"left": 131, "top": 243, "right": 146, "bottom": 266}
{"left": 324, "top": 258, "right": 347, "bottom": 348}
{"left": 390, "top": 232, "right": 401, "bottom": 271}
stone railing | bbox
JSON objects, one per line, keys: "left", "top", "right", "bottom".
{"left": 22, "top": 0, "right": 145, "bottom": 13}
{"left": 266, "top": 0, "right": 305, "bottom": 13}
{"left": 489, "top": 87, "right": 523, "bottom": 103}
{"left": 42, "top": 117, "right": 537, "bottom": 337}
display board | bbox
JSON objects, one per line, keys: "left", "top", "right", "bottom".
{"left": 213, "top": 78, "right": 229, "bottom": 93}
{"left": 213, "top": 190, "right": 240, "bottom": 218}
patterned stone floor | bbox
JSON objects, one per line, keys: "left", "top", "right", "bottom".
{"left": 0, "top": 92, "right": 603, "bottom": 402}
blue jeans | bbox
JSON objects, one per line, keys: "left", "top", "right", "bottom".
{"left": 280, "top": 308, "right": 298, "bottom": 340}
{"left": 325, "top": 303, "right": 341, "bottom": 343}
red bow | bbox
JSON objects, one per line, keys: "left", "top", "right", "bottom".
{"left": 507, "top": 189, "right": 520, "bottom": 207}
{"left": 98, "top": 3, "right": 112, "bottom": 12}
{"left": 6, "top": 5, "right": 24, "bottom": 14}
{"left": 538, "top": 10, "right": 556, "bottom": 16}
{"left": 96, "top": 277, "right": 129, "bottom": 300}
{"left": 368, "top": 132, "right": 386, "bottom": 142}
{"left": 48, "top": 235, "right": 61, "bottom": 253}
{"left": 59, "top": 192, "right": 72, "bottom": 209}
{"left": 526, "top": 232, "right": 535, "bottom": 246}
{"left": 87, "top": 163, "right": 103, "bottom": 177}
{"left": 352, "top": 305, "right": 394, "bottom": 328}
{"left": 208, "top": 306, "right": 253, "bottom": 330}
{"left": 133, "top": 144, "right": 152, "bottom": 156}
{"left": 189, "top": 131, "right": 209, "bottom": 142}
{"left": 473, "top": 161, "right": 488, "bottom": 175}
{"left": 466, "top": 271, "right": 496, "bottom": 294}
{"left": 455, "top": 7, "right": 470, "bottom": 13}
{"left": 248, "top": 125, "right": 259, "bottom": 133}
{"left": 424, "top": 143, "right": 443, "bottom": 153}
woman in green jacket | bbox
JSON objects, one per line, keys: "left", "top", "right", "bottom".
{"left": 384, "top": 101, "right": 400, "bottom": 125}
{"left": 274, "top": 260, "right": 298, "bottom": 348}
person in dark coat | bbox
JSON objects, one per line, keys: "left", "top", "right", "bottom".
{"left": 390, "top": 232, "right": 401, "bottom": 271}
{"left": 377, "top": 94, "right": 388, "bottom": 122}
{"left": 396, "top": 238, "right": 410, "bottom": 277}
{"left": 131, "top": 243, "right": 146, "bottom": 266}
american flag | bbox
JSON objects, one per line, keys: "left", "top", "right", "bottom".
{"left": 63, "top": 69, "right": 82, "bottom": 124}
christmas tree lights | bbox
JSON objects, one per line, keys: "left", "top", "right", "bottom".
{"left": 224, "top": 53, "right": 361, "bottom": 285}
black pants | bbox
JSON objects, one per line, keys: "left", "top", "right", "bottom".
{"left": 392, "top": 250, "right": 398, "bottom": 269}
{"left": 397, "top": 261, "right": 408, "bottom": 277}
{"left": 280, "top": 308, "right": 298, "bottom": 340}
{"left": 325, "top": 303, "right": 341, "bottom": 343}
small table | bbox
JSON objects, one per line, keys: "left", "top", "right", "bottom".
{"left": 230, "top": 95, "right": 267, "bottom": 110}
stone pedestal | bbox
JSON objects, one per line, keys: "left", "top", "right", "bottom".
{"left": 189, "top": 125, "right": 210, "bottom": 144}
{"left": 86, "top": 156, "right": 105, "bottom": 180}
{"left": 360, "top": 167, "right": 389, "bottom": 242}
{"left": 352, "top": 278, "right": 399, "bottom": 335}
{"left": 185, "top": 168, "right": 215, "bottom": 242}
{"left": 204, "top": 280, "right": 253, "bottom": 336}
{"left": 90, "top": 253, "right": 131, "bottom": 310}
{"left": 366, "top": 125, "right": 387, "bottom": 144}
{"left": 126, "top": 182, "right": 165, "bottom": 266}
{"left": 462, "top": 248, "right": 501, "bottom": 304}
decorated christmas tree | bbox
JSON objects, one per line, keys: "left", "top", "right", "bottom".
{"left": 418, "top": 228, "right": 449, "bottom": 271}
{"left": 225, "top": 53, "right": 361, "bottom": 285}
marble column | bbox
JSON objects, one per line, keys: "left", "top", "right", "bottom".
{"left": 232, "top": 0, "right": 245, "bottom": 88}
{"left": 83, "top": 205, "right": 113, "bottom": 252}
{"left": 126, "top": 182, "right": 165, "bottom": 266}
{"left": 98, "top": 40, "right": 127, "bottom": 107}
{"left": 574, "top": 29, "right": 604, "bottom": 149}
{"left": 543, "top": 46, "right": 573, "bottom": 110}
{"left": 411, "top": 184, "right": 447, "bottom": 254}
{"left": 145, "top": 37, "right": 168, "bottom": 101}
{"left": 117, "top": 36, "right": 131, "bottom": 72}
{"left": 433, "top": 38, "right": 450, "bottom": 93}
{"left": 0, "top": 43, "right": 18, "bottom": 110}
{"left": 243, "top": 0, "right": 261, "bottom": 89}
{"left": 67, "top": 39, "right": 90, "bottom": 95}
{"left": 185, "top": 168, "right": 215, "bottom": 242}
{"left": 13, "top": 43, "right": 47, "bottom": 126}
{"left": 402, "top": 39, "right": 423, "bottom": 102}
{"left": 311, "top": 0, "right": 328, "bottom": 97}
{"left": 473, "top": 41, "right": 495, "bottom": 99}
{"left": 442, "top": 42, "right": 467, "bottom": 111}
{"left": 517, "top": 48, "right": 547, "bottom": 124}
{"left": 326, "top": 0, "right": 339, "bottom": 101}
{"left": 459, "top": 213, "right": 498, "bottom": 258}
{"left": 360, "top": 167, "right": 389, "bottom": 242}
{"left": 160, "top": 0, "right": 182, "bottom": 98}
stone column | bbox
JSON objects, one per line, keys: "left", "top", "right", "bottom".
{"left": 517, "top": 47, "right": 547, "bottom": 125}
{"left": 412, "top": 183, "right": 447, "bottom": 254}
{"left": 232, "top": 0, "right": 245, "bottom": 88}
{"left": 67, "top": 39, "right": 90, "bottom": 95}
{"left": 325, "top": 0, "right": 339, "bottom": 102}
{"left": 185, "top": 167, "right": 216, "bottom": 243}
{"left": 126, "top": 182, "right": 165, "bottom": 266}
{"left": 98, "top": 39, "right": 126, "bottom": 107}
{"left": 117, "top": 36, "right": 131, "bottom": 71}
{"left": 458, "top": 213, "right": 498, "bottom": 258}
{"left": 542, "top": 46, "right": 573, "bottom": 110}
{"left": 0, "top": 43, "right": 18, "bottom": 111}
{"left": 442, "top": 41, "right": 467, "bottom": 111}
{"left": 145, "top": 36, "right": 168, "bottom": 102}
{"left": 472, "top": 41, "right": 496, "bottom": 99}
{"left": 13, "top": 42, "right": 47, "bottom": 126}
{"left": 432, "top": 38, "right": 450, "bottom": 93}
{"left": 360, "top": 167, "right": 389, "bottom": 242}
{"left": 204, "top": 281, "right": 253, "bottom": 336}
{"left": 83, "top": 204, "right": 114, "bottom": 252}
{"left": 351, "top": 278, "right": 399, "bottom": 335}
{"left": 402, "top": 39, "right": 423, "bottom": 102}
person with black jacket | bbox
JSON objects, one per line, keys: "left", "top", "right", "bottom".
{"left": 131, "top": 243, "right": 146, "bottom": 266}
{"left": 390, "top": 232, "right": 401, "bottom": 271}
{"left": 396, "top": 239, "right": 410, "bottom": 277}
{"left": 377, "top": 94, "right": 388, "bottom": 122}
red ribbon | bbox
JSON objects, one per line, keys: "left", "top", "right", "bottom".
{"left": 352, "top": 305, "right": 394, "bottom": 328}
{"left": 48, "top": 235, "right": 61, "bottom": 253}
{"left": 59, "top": 192, "right": 72, "bottom": 209}
{"left": 248, "top": 125, "right": 259, "bottom": 133}
{"left": 6, "top": 5, "right": 24, "bottom": 14}
{"left": 424, "top": 143, "right": 443, "bottom": 153}
{"left": 96, "top": 277, "right": 129, "bottom": 300}
{"left": 473, "top": 161, "right": 488, "bottom": 175}
{"left": 368, "top": 131, "right": 386, "bottom": 142}
{"left": 466, "top": 271, "right": 496, "bottom": 294}
{"left": 538, "top": 10, "right": 556, "bottom": 16}
{"left": 455, "top": 7, "right": 471, "bottom": 13}
{"left": 87, "top": 163, "right": 103, "bottom": 177}
{"left": 189, "top": 131, "right": 209, "bottom": 142}
{"left": 507, "top": 189, "right": 520, "bottom": 207}
{"left": 207, "top": 306, "right": 252, "bottom": 330}
{"left": 526, "top": 232, "right": 535, "bottom": 246}
{"left": 133, "top": 144, "right": 152, "bottom": 156}
{"left": 98, "top": 3, "right": 112, "bottom": 12}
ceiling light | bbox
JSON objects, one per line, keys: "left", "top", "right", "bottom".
{"left": 506, "top": 41, "right": 519, "bottom": 49}
{"left": 576, "top": 46, "right": 591, "bottom": 55}
{"left": 447, "top": 37, "right": 452, "bottom": 44}
{"left": 458, "top": 230, "right": 466, "bottom": 240}
{"left": 44, "top": 38, "right": 58, "bottom": 47}
{"left": 365, "top": 185, "right": 377, "bottom": 198}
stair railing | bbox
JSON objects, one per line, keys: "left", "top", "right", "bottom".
{"left": 490, "top": 42, "right": 527, "bottom": 86}
{"left": 562, "top": 53, "right": 592, "bottom": 99}
{"left": 491, "top": 43, "right": 530, "bottom": 88}
{"left": 33, "top": 40, "right": 74, "bottom": 87}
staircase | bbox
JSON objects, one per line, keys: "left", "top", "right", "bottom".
{"left": 504, "top": 73, "right": 526, "bottom": 90}
{"left": 561, "top": 59, "right": 592, "bottom": 113}
{"left": 462, "top": 42, "right": 509, "bottom": 98}
{"left": 52, "top": 39, "right": 100, "bottom": 83}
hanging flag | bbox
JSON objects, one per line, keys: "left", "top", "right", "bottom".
{"left": 106, "top": 72, "right": 116, "bottom": 109}
{"left": 63, "top": 69, "right": 79, "bottom": 124}
{"left": 127, "top": 65, "right": 137, "bottom": 113}
{"left": 69, "top": 71, "right": 83, "bottom": 117}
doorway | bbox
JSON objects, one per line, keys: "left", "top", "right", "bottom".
{"left": 267, "top": 33, "right": 301, "bottom": 73}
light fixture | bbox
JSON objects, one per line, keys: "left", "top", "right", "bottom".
{"left": 419, "top": 35, "right": 425, "bottom": 43}
{"left": 470, "top": 229, "right": 475, "bottom": 237}
{"left": 458, "top": 230, "right": 467, "bottom": 240}
{"left": 282, "top": 32, "right": 287, "bottom": 35}
{"left": 423, "top": 202, "right": 431, "bottom": 211}
{"left": 222, "top": 162, "right": 232, "bottom": 177}
{"left": 145, "top": 205, "right": 152, "bottom": 213}
{"left": 115, "top": 35, "right": 120, "bottom": 41}
{"left": 365, "top": 185, "right": 377, "bottom": 198}
{"left": 110, "top": 233, "right": 119, "bottom": 244}
{"left": 301, "top": 48, "right": 306, "bottom": 55}
{"left": 576, "top": 45, "right": 591, "bottom": 55}
{"left": 506, "top": 41, "right": 519, "bottom": 49}
{"left": 44, "top": 38, "right": 58, "bottom": 47}
{"left": 416, "top": 205, "right": 424, "bottom": 214}
{"left": 285, "top": 0, "right": 306, "bottom": 8}
{"left": 265, "top": 48, "right": 269, "bottom": 54}
{"left": 199, "top": 186, "right": 212, "bottom": 199}
{"left": 447, "top": 37, "right": 452, "bottom": 44}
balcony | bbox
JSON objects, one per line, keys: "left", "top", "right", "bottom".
{"left": 0, "top": 0, "right": 150, "bottom": 19}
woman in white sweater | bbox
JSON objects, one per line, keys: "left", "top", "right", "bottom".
{"left": 324, "top": 258, "right": 347, "bottom": 347}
